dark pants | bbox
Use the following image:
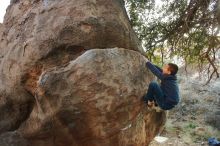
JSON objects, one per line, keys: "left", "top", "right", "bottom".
{"left": 143, "top": 81, "right": 174, "bottom": 110}
{"left": 144, "top": 81, "right": 164, "bottom": 102}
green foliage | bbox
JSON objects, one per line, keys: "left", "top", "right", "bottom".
{"left": 125, "top": 0, "right": 219, "bottom": 81}
{"left": 186, "top": 122, "right": 197, "bottom": 129}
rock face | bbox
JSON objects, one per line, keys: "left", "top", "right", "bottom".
{"left": 0, "top": 48, "right": 167, "bottom": 146}
{"left": 0, "top": 0, "right": 166, "bottom": 146}
{"left": 18, "top": 48, "right": 166, "bottom": 146}
{"left": 0, "top": 23, "right": 4, "bottom": 62}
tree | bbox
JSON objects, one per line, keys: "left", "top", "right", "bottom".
{"left": 125, "top": 0, "right": 220, "bottom": 83}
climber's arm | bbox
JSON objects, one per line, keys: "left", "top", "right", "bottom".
{"left": 154, "top": 65, "right": 162, "bottom": 72}
{"left": 146, "top": 61, "right": 163, "bottom": 79}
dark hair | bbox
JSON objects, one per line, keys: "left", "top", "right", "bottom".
{"left": 168, "top": 63, "right": 178, "bottom": 75}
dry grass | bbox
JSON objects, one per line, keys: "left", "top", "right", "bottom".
{"left": 149, "top": 77, "right": 220, "bottom": 146}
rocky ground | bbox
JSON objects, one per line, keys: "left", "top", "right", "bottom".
{"left": 150, "top": 75, "right": 220, "bottom": 146}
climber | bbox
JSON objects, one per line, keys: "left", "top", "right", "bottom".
{"left": 143, "top": 60, "right": 180, "bottom": 110}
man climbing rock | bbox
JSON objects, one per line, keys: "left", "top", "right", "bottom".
{"left": 143, "top": 60, "right": 180, "bottom": 110}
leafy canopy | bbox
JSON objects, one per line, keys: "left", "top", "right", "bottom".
{"left": 125, "top": 0, "right": 220, "bottom": 83}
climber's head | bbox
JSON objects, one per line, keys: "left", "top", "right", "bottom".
{"left": 162, "top": 63, "right": 178, "bottom": 75}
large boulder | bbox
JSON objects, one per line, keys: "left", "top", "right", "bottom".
{"left": 0, "top": 0, "right": 143, "bottom": 134}
{"left": 0, "top": 0, "right": 166, "bottom": 146}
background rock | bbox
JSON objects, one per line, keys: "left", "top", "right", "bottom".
{"left": 1, "top": 0, "right": 142, "bottom": 90}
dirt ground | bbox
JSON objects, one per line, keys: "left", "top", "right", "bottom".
{"left": 149, "top": 108, "right": 220, "bottom": 146}
{"left": 149, "top": 77, "right": 220, "bottom": 146}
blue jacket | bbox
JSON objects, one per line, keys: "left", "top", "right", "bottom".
{"left": 146, "top": 62, "right": 180, "bottom": 106}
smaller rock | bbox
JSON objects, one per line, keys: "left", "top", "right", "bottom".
{"left": 194, "top": 127, "right": 206, "bottom": 136}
